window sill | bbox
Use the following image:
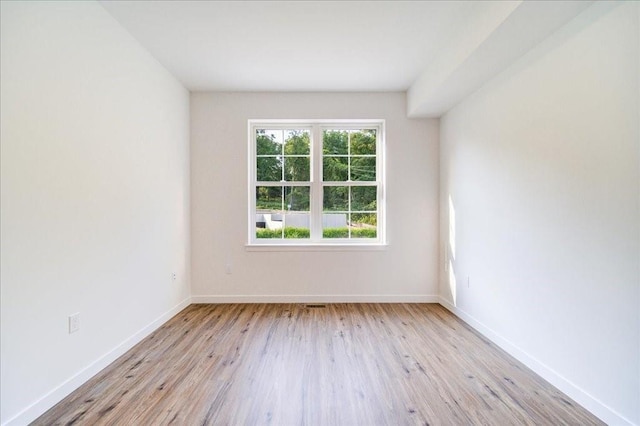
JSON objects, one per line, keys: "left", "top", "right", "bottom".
{"left": 245, "top": 243, "right": 388, "bottom": 252}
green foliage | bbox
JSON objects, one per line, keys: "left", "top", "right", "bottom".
{"left": 256, "top": 129, "right": 310, "bottom": 182}
{"left": 351, "top": 228, "right": 377, "bottom": 238}
{"left": 323, "top": 130, "right": 348, "bottom": 155}
{"left": 284, "top": 227, "right": 310, "bottom": 239}
{"left": 284, "top": 156, "right": 310, "bottom": 181}
{"left": 256, "top": 131, "right": 281, "bottom": 155}
{"left": 256, "top": 187, "right": 310, "bottom": 212}
{"left": 350, "top": 130, "right": 376, "bottom": 155}
{"left": 256, "top": 228, "right": 282, "bottom": 239}
{"left": 322, "top": 131, "right": 348, "bottom": 183}
{"left": 352, "top": 213, "right": 377, "bottom": 226}
{"left": 257, "top": 157, "right": 282, "bottom": 181}
{"left": 284, "top": 131, "right": 310, "bottom": 155}
{"left": 258, "top": 226, "right": 376, "bottom": 239}
{"left": 322, "top": 130, "right": 376, "bottom": 182}
{"left": 323, "top": 129, "right": 375, "bottom": 155}
{"left": 256, "top": 186, "right": 282, "bottom": 210}
{"left": 258, "top": 128, "right": 375, "bottom": 184}
{"left": 255, "top": 199, "right": 282, "bottom": 210}
{"left": 284, "top": 186, "right": 310, "bottom": 211}
{"left": 323, "top": 156, "right": 348, "bottom": 181}
{"left": 322, "top": 227, "right": 377, "bottom": 238}
{"left": 350, "top": 157, "right": 376, "bottom": 181}
{"left": 283, "top": 131, "right": 310, "bottom": 181}
{"left": 256, "top": 129, "right": 377, "bottom": 237}
{"left": 351, "top": 186, "right": 377, "bottom": 211}
{"left": 323, "top": 186, "right": 348, "bottom": 211}
{"left": 322, "top": 187, "right": 377, "bottom": 213}
{"left": 256, "top": 130, "right": 283, "bottom": 182}
{"left": 322, "top": 228, "right": 349, "bottom": 238}
{"left": 256, "top": 130, "right": 311, "bottom": 210}
{"left": 256, "top": 227, "right": 310, "bottom": 239}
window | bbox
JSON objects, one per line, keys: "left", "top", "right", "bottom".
{"left": 248, "top": 120, "right": 385, "bottom": 246}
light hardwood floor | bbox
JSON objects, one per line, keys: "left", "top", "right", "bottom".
{"left": 34, "top": 304, "right": 604, "bottom": 425}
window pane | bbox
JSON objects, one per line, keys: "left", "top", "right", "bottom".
{"left": 350, "top": 130, "right": 376, "bottom": 155}
{"left": 256, "top": 129, "right": 283, "bottom": 155}
{"left": 284, "top": 186, "right": 310, "bottom": 211}
{"left": 257, "top": 156, "right": 282, "bottom": 181}
{"left": 284, "top": 130, "right": 310, "bottom": 155}
{"left": 323, "top": 130, "right": 348, "bottom": 155}
{"left": 351, "top": 213, "right": 377, "bottom": 239}
{"left": 350, "top": 157, "right": 376, "bottom": 181}
{"left": 323, "top": 156, "right": 348, "bottom": 181}
{"left": 256, "top": 186, "right": 283, "bottom": 239}
{"left": 284, "top": 157, "right": 310, "bottom": 181}
{"left": 256, "top": 186, "right": 282, "bottom": 211}
{"left": 323, "top": 211, "right": 349, "bottom": 238}
{"left": 323, "top": 186, "right": 348, "bottom": 211}
{"left": 351, "top": 186, "right": 377, "bottom": 211}
{"left": 283, "top": 214, "right": 310, "bottom": 239}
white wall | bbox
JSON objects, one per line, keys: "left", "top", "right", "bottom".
{"left": 191, "top": 92, "right": 438, "bottom": 302}
{"left": 0, "top": 2, "right": 190, "bottom": 424}
{"left": 439, "top": 2, "right": 639, "bottom": 425}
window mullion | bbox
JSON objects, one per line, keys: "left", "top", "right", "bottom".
{"left": 280, "top": 129, "right": 285, "bottom": 182}
{"left": 311, "top": 124, "right": 323, "bottom": 241}
{"left": 377, "top": 125, "right": 384, "bottom": 243}
{"left": 249, "top": 125, "right": 256, "bottom": 244}
{"left": 347, "top": 131, "right": 351, "bottom": 239}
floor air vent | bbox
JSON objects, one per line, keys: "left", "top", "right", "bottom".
{"left": 305, "top": 304, "right": 327, "bottom": 308}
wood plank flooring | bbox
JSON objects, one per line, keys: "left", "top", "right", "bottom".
{"left": 33, "top": 304, "right": 604, "bottom": 425}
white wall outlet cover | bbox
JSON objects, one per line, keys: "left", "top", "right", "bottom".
{"left": 69, "top": 313, "right": 80, "bottom": 334}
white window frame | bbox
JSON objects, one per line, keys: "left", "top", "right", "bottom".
{"left": 247, "top": 119, "right": 386, "bottom": 249}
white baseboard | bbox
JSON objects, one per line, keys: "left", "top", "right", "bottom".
{"left": 438, "top": 297, "right": 635, "bottom": 426}
{"left": 2, "top": 297, "right": 192, "bottom": 426}
{"left": 192, "top": 294, "right": 440, "bottom": 304}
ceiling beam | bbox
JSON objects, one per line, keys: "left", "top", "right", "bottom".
{"left": 407, "top": 0, "right": 594, "bottom": 118}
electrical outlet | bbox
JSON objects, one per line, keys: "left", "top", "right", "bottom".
{"left": 69, "top": 313, "right": 80, "bottom": 334}
{"left": 225, "top": 262, "right": 232, "bottom": 274}
{"left": 172, "top": 272, "right": 176, "bottom": 281}
{"left": 467, "top": 276, "right": 470, "bottom": 288}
